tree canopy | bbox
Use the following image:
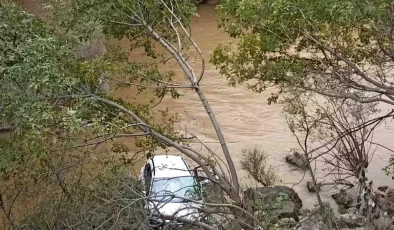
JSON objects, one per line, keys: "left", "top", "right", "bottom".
{"left": 212, "top": 0, "right": 394, "bottom": 105}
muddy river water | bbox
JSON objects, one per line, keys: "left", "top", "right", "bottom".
{"left": 16, "top": 1, "right": 394, "bottom": 209}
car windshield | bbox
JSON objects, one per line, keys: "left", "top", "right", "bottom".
{"left": 151, "top": 176, "right": 201, "bottom": 202}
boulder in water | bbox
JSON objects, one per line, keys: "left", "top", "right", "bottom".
{"left": 332, "top": 187, "right": 357, "bottom": 209}
{"left": 307, "top": 180, "right": 320, "bottom": 192}
{"left": 285, "top": 149, "right": 308, "bottom": 169}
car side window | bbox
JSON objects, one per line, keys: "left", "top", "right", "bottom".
{"left": 143, "top": 163, "right": 152, "bottom": 194}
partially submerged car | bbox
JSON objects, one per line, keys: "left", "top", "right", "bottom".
{"left": 139, "top": 155, "right": 204, "bottom": 228}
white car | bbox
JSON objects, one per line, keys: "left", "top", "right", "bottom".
{"left": 139, "top": 155, "right": 204, "bottom": 229}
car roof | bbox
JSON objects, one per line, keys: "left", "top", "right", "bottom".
{"left": 151, "top": 155, "right": 191, "bottom": 178}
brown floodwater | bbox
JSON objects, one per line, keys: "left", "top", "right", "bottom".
{"left": 14, "top": 1, "right": 394, "bottom": 209}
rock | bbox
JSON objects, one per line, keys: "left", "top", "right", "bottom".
{"left": 372, "top": 186, "right": 394, "bottom": 215}
{"left": 372, "top": 216, "right": 394, "bottom": 230}
{"left": 278, "top": 217, "right": 297, "bottom": 228}
{"left": 285, "top": 149, "right": 308, "bottom": 169}
{"left": 332, "top": 187, "right": 357, "bottom": 209}
{"left": 297, "top": 220, "right": 329, "bottom": 230}
{"left": 307, "top": 180, "right": 320, "bottom": 192}
{"left": 244, "top": 186, "right": 303, "bottom": 222}
{"left": 339, "top": 213, "right": 365, "bottom": 228}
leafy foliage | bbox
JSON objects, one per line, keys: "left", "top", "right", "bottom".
{"left": 212, "top": 0, "right": 394, "bottom": 105}
{"left": 240, "top": 148, "right": 278, "bottom": 186}
{"left": 0, "top": 0, "right": 190, "bottom": 227}
{"left": 20, "top": 166, "right": 146, "bottom": 229}
{"left": 48, "top": 0, "right": 197, "bottom": 58}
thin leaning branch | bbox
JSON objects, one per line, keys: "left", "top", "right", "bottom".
{"left": 107, "top": 75, "right": 194, "bottom": 89}
{"left": 93, "top": 96, "right": 221, "bottom": 185}
{"left": 304, "top": 34, "right": 394, "bottom": 97}
{"left": 304, "top": 86, "right": 394, "bottom": 106}
{"left": 158, "top": 0, "right": 205, "bottom": 84}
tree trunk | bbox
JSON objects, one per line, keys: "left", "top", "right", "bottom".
{"left": 195, "top": 87, "right": 240, "bottom": 194}
{"left": 357, "top": 166, "right": 380, "bottom": 219}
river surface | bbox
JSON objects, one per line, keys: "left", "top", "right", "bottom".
{"left": 16, "top": 1, "right": 394, "bottom": 209}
